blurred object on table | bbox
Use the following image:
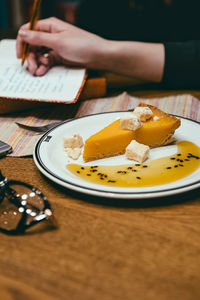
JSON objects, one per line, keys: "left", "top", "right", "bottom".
{"left": 56, "top": 0, "right": 82, "bottom": 24}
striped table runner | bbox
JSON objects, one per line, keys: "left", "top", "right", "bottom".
{"left": 0, "top": 92, "right": 199, "bottom": 157}
{"left": 76, "top": 92, "right": 200, "bottom": 121}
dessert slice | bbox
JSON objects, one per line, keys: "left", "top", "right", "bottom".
{"left": 83, "top": 103, "right": 181, "bottom": 162}
{"left": 133, "top": 103, "right": 181, "bottom": 147}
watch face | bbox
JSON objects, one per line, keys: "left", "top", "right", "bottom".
{"left": 0, "top": 141, "right": 12, "bottom": 156}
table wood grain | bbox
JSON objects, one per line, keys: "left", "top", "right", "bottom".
{"left": 0, "top": 89, "right": 200, "bottom": 300}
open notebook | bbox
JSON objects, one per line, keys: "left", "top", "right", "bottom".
{"left": 0, "top": 39, "right": 86, "bottom": 103}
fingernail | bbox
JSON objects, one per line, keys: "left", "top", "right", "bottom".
{"left": 19, "top": 29, "right": 27, "bottom": 37}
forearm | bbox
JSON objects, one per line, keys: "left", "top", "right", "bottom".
{"left": 92, "top": 40, "right": 165, "bottom": 83}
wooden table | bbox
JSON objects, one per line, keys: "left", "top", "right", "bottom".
{"left": 0, "top": 89, "right": 200, "bottom": 300}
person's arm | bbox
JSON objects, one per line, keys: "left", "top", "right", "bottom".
{"left": 16, "top": 18, "right": 200, "bottom": 89}
{"left": 97, "top": 41, "right": 164, "bottom": 83}
{"left": 16, "top": 17, "right": 165, "bottom": 82}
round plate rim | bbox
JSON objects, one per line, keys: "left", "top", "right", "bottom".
{"left": 33, "top": 112, "right": 200, "bottom": 199}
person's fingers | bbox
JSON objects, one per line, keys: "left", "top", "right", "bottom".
{"left": 16, "top": 18, "right": 64, "bottom": 58}
{"left": 16, "top": 34, "right": 24, "bottom": 58}
{"left": 33, "top": 51, "right": 57, "bottom": 76}
{"left": 18, "top": 22, "right": 30, "bottom": 31}
{"left": 19, "top": 17, "right": 68, "bottom": 34}
{"left": 37, "top": 53, "right": 50, "bottom": 66}
{"left": 33, "top": 17, "right": 69, "bottom": 33}
{"left": 26, "top": 51, "right": 38, "bottom": 75}
{"left": 18, "top": 29, "right": 57, "bottom": 50}
{"left": 38, "top": 50, "right": 58, "bottom": 65}
{"left": 35, "top": 64, "right": 50, "bottom": 76}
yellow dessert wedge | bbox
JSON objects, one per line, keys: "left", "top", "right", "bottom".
{"left": 83, "top": 103, "right": 181, "bottom": 162}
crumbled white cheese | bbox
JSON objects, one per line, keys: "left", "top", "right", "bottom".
{"left": 153, "top": 116, "right": 159, "bottom": 121}
{"left": 65, "top": 147, "right": 82, "bottom": 160}
{"left": 133, "top": 106, "right": 153, "bottom": 121}
{"left": 125, "top": 140, "right": 150, "bottom": 163}
{"left": 63, "top": 134, "right": 83, "bottom": 149}
{"left": 120, "top": 113, "right": 142, "bottom": 130}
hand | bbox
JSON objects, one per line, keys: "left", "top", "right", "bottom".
{"left": 16, "top": 17, "right": 108, "bottom": 76}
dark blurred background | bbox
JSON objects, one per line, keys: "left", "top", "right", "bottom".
{"left": 1, "top": 0, "right": 200, "bottom": 42}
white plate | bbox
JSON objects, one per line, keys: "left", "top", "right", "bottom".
{"left": 33, "top": 112, "right": 200, "bottom": 199}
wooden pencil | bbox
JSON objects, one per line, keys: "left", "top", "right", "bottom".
{"left": 21, "top": 0, "right": 42, "bottom": 66}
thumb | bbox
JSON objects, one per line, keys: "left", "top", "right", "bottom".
{"left": 18, "top": 29, "right": 57, "bottom": 50}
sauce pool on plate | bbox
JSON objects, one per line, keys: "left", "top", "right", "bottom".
{"left": 66, "top": 141, "right": 200, "bottom": 187}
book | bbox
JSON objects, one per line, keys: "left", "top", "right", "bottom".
{"left": 0, "top": 39, "right": 87, "bottom": 104}
{"left": 0, "top": 76, "right": 107, "bottom": 115}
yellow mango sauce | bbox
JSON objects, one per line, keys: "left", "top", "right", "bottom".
{"left": 66, "top": 141, "right": 200, "bottom": 187}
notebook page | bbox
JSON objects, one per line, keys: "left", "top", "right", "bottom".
{"left": 0, "top": 39, "right": 86, "bottom": 103}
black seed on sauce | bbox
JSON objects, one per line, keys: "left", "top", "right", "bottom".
{"left": 170, "top": 157, "right": 175, "bottom": 160}
{"left": 127, "top": 167, "right": 133, "bottom": 169}
{"left": 179, "top": 164, "right": 184, "bottom": 167}
{"left": 187, "top": 155, "right": 191, "bottom": 158}
{"left": 176, "top": 159, "right": 180, "bottom": 161}
{"left": 177, "top": 154, "right": 181, "bottom": 156}
{"left": 136, "top": 177, "right": 141, "bottom": 179}
{"left": 100, "top": 178, "right": 104, "bottom": 180}
{"left": 97, "top": 173, "right": 102, "bottom": 175}
{"left": 104, "top": 175, "right": 108, "bottom": 178}
{"left": 184, "top": 159, "right": 189, "bottom": 161}
{"left": 87, "top": 174, "right": 91, "bottom": 176}
{"left": 180, "top": 160, "right": 183, "bottom": 162}
{"left": 117, "top": 171, "right": 122, "bottom": 173}
{"left": 132, "top": 169, "right": 137, "bottom": 172}
{"left": 90, "top": 169, "right": 97, "bottom": 172}
{"left": 135, "top": 164, "right": 140, "bottom": 166}
{"left": 188, "top": 153, "right": 192, "bottom": 155}
{"left": 188, "top": 154, "right": 198, "bottom": 158}
{"left": 166, "top": 167, "right": 172, "bottom": 169}
{"left": 174, "top": 165, "right": 178, "bottom": 168}
{"left": 81, "top": 167, "right": 85, "bottom": 170}
{"left": 143, "top": 165, "right": 148, "bottom": 168}
{"left": 76, "top": 171, "right": 80, "bottom": 173}
{"left": 122, "top": 171, "right": 127, "bottom": 174}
